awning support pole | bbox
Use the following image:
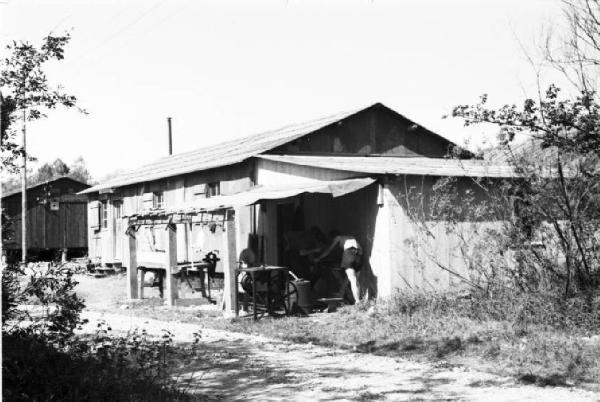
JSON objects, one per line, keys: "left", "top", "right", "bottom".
{"left": 222, "top": 211, "right": 237, "bottom": 315}
{"left": 165, "top": 223, "right": 178, "bottom": 306}
{"left": 127, "top": 226, "right": 139, "bottom": 300}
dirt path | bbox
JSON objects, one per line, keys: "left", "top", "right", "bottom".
{"left": 80, "top": 310, "right": 599, "bottom": 401}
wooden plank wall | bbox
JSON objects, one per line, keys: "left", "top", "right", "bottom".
{"left": 7, "top": 201, "right": 88, "bottom": 250}
{"left": 268, "top": 104, "right": 454, "bottom": 158}
{"left": 385, "top": 177, "right": 508, "bottom": 293}
{"left": 88, "top": 162, "right": 254, "bottom": 266}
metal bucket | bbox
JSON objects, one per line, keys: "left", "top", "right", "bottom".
{"left": 293, "top": 279, "right": 312, "bottom": 314}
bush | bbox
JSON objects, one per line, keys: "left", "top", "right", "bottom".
{"left": 2, "top": 263, "right": 86, "bottom": 344}
{"left": 2, "top": 331, "right": 197, "bottom": 401}
{"left": 1, "top": 264, "right": 202, "bottom": 400}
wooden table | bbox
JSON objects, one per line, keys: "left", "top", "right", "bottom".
{"left": 178, "top": 261, "right": 214, "bottom": 302}
{"left": 235, "top": 265, "right": 290, "bottom": 320}
{"left": 138, "top": 261, "right": 212, "bottom": 301}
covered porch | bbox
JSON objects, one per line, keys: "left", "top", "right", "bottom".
{"left": 123, "top": 176, "right": 380, "bottom": 314}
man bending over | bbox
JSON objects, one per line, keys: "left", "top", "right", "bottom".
{"left": 315, "top": 231, "right": 361, "bottom": 303}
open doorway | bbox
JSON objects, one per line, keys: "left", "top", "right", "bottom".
{"left": 276, "top": 201, "right": 305, "bottom": 266}
{"left": 259, "top": 183, "right": 379, "bottom": 298}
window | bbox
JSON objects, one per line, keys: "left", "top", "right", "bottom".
{"left": 193, "top": 184, "right": 207, "bottom": 200}
{"left": 206, "top": 182, "right": 220, "bottom": 198}
{"left": 153, "top": 191, "right": 164, "bottom": 209}
{"left": 101, "top": 200, "right": 108, "bottom": 229}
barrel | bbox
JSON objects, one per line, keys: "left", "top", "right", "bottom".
{"left": 294, "top": 279, "right": 312, "bottom": 314}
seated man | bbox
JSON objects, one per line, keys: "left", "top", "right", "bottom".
{"left": 238, "top": 247, "right": 258, "bottom": 268}
{"left": 314, "top": 231, "right": 362, "bottom": 303}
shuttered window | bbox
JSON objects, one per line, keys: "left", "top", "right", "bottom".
{"left": 101, "top": 200, "right": 108, "bottom": 229}
{"left": 153, "top": 192, "right": 164, "bottom": 209}
{"left": 206, "top": 182, "right": 220, "bottom": 198}
{"left": 89, "top": 201, "right": 100, "bottom": 230}
{"left": 142, "top": 192, "right": 154, "bottom": 209}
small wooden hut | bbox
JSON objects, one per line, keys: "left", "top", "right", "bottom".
{"left": 2, "top": 177, "right": 90, "bottom": 261}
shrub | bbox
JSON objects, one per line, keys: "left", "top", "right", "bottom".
{"left": 1, "top": 264, "right": 202, "bottom": 400}
{"left": 2, "top": 331, "right": 197, "bottom": 401}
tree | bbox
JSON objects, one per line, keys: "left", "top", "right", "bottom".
{"left": 1, "top": 157, "right": 93, "bottom": 195}
{"left": 0, "top": 94, "right": 19, "bottom": 172}
{"left": 35, "top": 162, "right": 59, "bottom": 183}
{"left": 1, "top": 33, "right": 84, "bottom": 262}
{"left": 69, "top": 156, "right": 92, "bottom": 184}
{"left": 423, "top": 86, "right": 600, "bottom": 300}
{"left": 544, "top": 0, "right": 600, "bottom": 90}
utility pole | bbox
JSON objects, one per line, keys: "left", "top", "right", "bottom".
{"left": 21, "top": 109, "right": 27, "bottom": 264}
{"left": 0, "top": 92, "right": 4, "bottom": 267}
{"left": 167, "top": 117, "right": 173, "bottom": 155}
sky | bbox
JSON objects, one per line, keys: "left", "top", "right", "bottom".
{"left": 0, "top": 0, "right": 571, "bottom": 180}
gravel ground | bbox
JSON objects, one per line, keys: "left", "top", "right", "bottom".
{"left": 79, "top": 309, "right": 600, "bottom": 402}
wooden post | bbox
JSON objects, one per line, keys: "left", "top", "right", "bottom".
{"left": 127, "top": 227, "right": 138, "bottom": 300}
{"left": 222, "top": 210, "right": 237, "bottom": 315}
{"left": 164, "top": 223, "right": 178, "bottom": 306}
{"left": 137, "top": 268, "right": 144, "bottom": 299}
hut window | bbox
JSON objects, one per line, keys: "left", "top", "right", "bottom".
{"left": 101, "top": 201, "right": 108, "bottom": 229}
{"left": 206, "top": 182, "right": 220, "bottom": 198}
{"left": 192, "top": 184, "right": 207, "bottom": 200}
{"left": 153, "top": 191, "right": 164, "bottom": 209}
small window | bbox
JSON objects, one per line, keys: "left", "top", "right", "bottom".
{"left": 206, "top": 182, "right": 220, "bottom": 198}
{"left": 153, "top": 191, "right": 164, "bottom": 209}
{"left": 101, "top": 200, "right": 108, "bottom": 229}
{"left": 193, "top": 184, "right": 207, "bottom": 200}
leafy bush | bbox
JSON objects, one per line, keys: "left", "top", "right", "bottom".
{"left": 2, "top": 329, "right": 198, "bottom": 401}
{"left": 1, "top": 264, "right": 203, "bottom": 400}
{"left": 2, "top": 263, "right": 86, "bottom": 345}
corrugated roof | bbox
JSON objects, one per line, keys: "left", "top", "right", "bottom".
{"left": 81, "top": 106, "right": 366, "bottom": 194}
{"left": 258, "top": 155, "right": 519, "bottom": 178}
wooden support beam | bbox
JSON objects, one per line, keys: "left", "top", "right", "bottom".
{"left": 164, "top": 224, "right": 178, "bottom": 306}
{"left": 137, "top": 268, "right": 144, "bottom": 299}
{"left": 127, "top": 229, "right": 138, "bottom": 300}
{"left": 222, "top": 211, "right": 237, "bottom": 315}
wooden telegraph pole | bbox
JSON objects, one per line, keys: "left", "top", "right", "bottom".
{"left": 167, "top": 117, "right": 173, "bottom": 155}
{"left": 21, "top": 109, "right": 27, "bottom": 263}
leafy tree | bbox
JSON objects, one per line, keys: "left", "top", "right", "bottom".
{"left": 34, "top": 158, "right": 70, "bottom": 183}
{"left": 410, "top": 86, "right": 600, "bottom": 301}
{"left": 69, "top": 156, "right": 92, "bottom": 184}
{"left": 0, "top": 33, "right": 84, "bottom": 172}
{"left": 1, "top": 157, "right": 92, "bottom": 194}
{"left": 0, "top": 94, "right": 18, "bottom": 172}
{"left": 35, "top": 161, "right": 59, "bottom": 183}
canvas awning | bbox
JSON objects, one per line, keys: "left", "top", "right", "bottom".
{"left": 127, "top": 177, "right": 375, "bottom": 220}
{"left": 218, "top": 177, "right": 376, "bottom": 207}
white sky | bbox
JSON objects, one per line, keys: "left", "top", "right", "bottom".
{"left": 1, "top": 0, "right": 570, "bottom": 180}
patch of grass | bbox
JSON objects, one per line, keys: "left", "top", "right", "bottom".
{"left": 79, "top": 275, "right": 600, "bottom": 389}
{"left": 357, "top": 389, "right": 385, "bottom": 401}
{"left": 434, "top": 337, "right": 463, "bottom": 358}
{"left": 209, "top": 291, "right": 600, "bottom": 388}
